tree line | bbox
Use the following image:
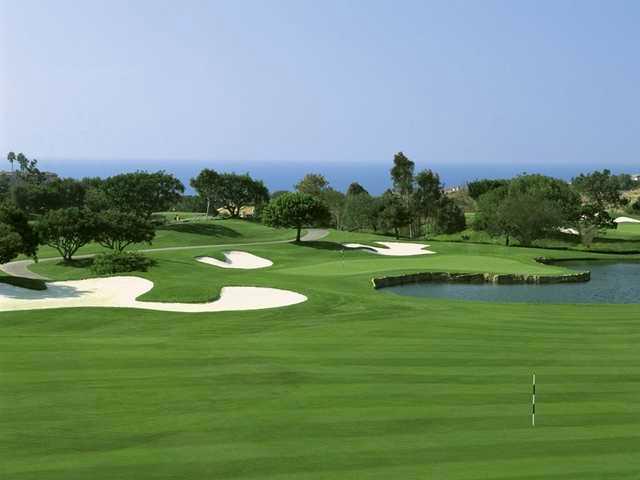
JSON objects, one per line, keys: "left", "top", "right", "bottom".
{"left": 469, "top": 169, "right": 640, "bottom": 247}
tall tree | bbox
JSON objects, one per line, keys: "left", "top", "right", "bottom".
{"left": 414, "top": 169, "right": 443, "bottom": 234}
{"left": 346, "top": 182, "right": 368, "bottom": 197}
{"left": 7, "top": 152, "right": 15, "bottom": 172}
{"left": 390, "top": 152, "right": 415, "bottom": 236}
{"left": 377, "top": 191, "right": 411, "bottom": 239}
{"left": 342, "top": 192, "right": 379, "bottom": 231}
{"left": 295, "top": 173, "right": 329, "bottom": 198}
{"left": 321, "top": 188, "right": 346, "bottom": 230}
{"left": 190, "top": 168, "right": 221, "bottom": 216}
{"left": 262, "top": 192, "right": 331, "bottom": 242}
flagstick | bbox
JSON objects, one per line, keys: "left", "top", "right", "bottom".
{"left": 532, "top": 372, "right": 536, "bottom": 427}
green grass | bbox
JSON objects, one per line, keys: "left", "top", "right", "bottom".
{"left": 3, "top": 227, "right": 640, "bottom": 479}
{"left": 27, "top": 217, "right": 296, "bottom": 259}
{"left": 434, "top": 223, "right": 640, "bottom": 254}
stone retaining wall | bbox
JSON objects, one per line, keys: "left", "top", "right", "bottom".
{"left": 372, "top": 270, "right": 590, "bottom": 289}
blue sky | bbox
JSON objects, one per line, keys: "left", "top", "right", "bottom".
{"left": 1, "top": 0, "right": 639, "bottom": 183}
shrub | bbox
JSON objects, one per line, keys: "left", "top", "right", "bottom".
{"left": 91, "top": 252, "right": 156, "bottom": 275}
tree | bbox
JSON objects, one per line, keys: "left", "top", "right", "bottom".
{"left": 346, "top": 182, "right": 368, "bottom": 197}
{"left": 498, "top": 192, "right": 564, "bottom": 246}
{"left": 571, "top": 170, "right": 627, "bottom": 245}
{"left": 432, "top": 196, "right": 466, "bottom": 234}
{"left": 377, "top": 192, "right": 411, "bottom": 239}
{"left": 390, "top": 152, "right": 415, "bottom": 236}
{"left": 467, "top": 179, "right": 509, "bottom": 200}
{"left": 262, "top": 192, "right": 331, "bottom": 242}
{"left": 0, "top": 203, "right": 39, "bottom": 263}
{"left": 295, "top": 173, "right": 329, "bottom": 198}
{"left": 13, "top": 177, "right": 87, "bottom": 215}
{"left": 95, "top": 209, "right": 156, "bottom": 252}
{"left": 101, "top": 171, "right": 184, "bottom": 218}
{"left": 216, "top": 173, "right": 269, "bottom": 217}
{"left": 474, "top": 186, "right": 510, "bottom": 242}
{"left": 414, "top": 169, "right": 443, "bottom": 234}
{"left": 474, "top": 175, "right": 576, "bottom": 246}
{"left": 7, "top": 152, "right": 15, "bottom": 172}
{"left": 342, "top": 192, "right": 378, "bottom": 231}
{"left": 190, "top": 168, "right": 221, "bottom": 216}
{"left": 574, "top": 204, "right": 616, "bottom": 248}
{"left": 572, "top": 169, "right": 627, "bottom": 209}
{"left": 36, "top": 207, "right": 96, "bottom": 261}
{"left": 321, "top": 188, "right": 346, "bottom": 229}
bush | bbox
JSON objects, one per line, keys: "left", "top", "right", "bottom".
{"left": 91, "top": 252, "right": 156, "bottom": 275}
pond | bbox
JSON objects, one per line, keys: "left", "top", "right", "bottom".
{"left": 381, "top": 261, "right": 640, "bottom": 304}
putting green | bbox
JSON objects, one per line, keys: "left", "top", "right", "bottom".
{"left": 3, "top": 223, "right": 640, "bottom": 479}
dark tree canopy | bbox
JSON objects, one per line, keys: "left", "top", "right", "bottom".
{"left": 377, "top": 192, "right": 411, "bottom": 239}
{"left": 0, "top": 203, "right": 39, "bottom": 263}
{"left": 190, "top": 168, "right": 221, "bottom": 216}
{"left": 390, "top": 152, "right": 415, "bottom": 197}
{"left": 262, "top": 192, "right": 331, "bottom": 242}
{"left": 474, "top": 175, "right": 577, "bottom": 246}
{"left": 342, "top": 192, "right": 379, "bottom": 232}
{"left": 346, "top": 182, "right": 368, "bottom": 197}
{"left": 190, "top": 170, "right": 269, "bottom": 218}
{"left": 572, "top": 169, "right": 628, "bottom": 209}
{"left": 95, "top": 209, "right": 156, "bottom": 252}
{"left": 36, "top": 207, "right": 96, "bottom": 261}
{"left": 467, "top": 179, "right": 510, "bottom": 200}
{"left": 101, "top": 171, "right": 184, "bottom": 218}
{"left": 433, "top": 196, "right": 466, "bottom": 234}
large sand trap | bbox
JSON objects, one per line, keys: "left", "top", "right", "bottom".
{"left": 0, "top": 276, "right": 306, "bottom": 313}
{"left": 615, "top": 216, "right": 640, "bottom": 224}
{"left": 559, "top": 227, "right": 579, "bottom": 235}
{"left": 196, "top": 251, "right": 273, "bottom": 269}
{"left": 343, "top": 241, "right": 435, "bottom": 256}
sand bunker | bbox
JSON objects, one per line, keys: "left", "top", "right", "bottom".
{"left": 0, "top": 276, "right": 306, "bottom": 313}
{"left": 615, "top": 216, "right": 640, "bottom": 224}
{"left": 196, "top": 251, "right": 273, "bottom": 269}
{"left": 559, "top": 227, "right": 579, "bottom": 235}
{"left": 343, "top": 241, "right": 435, "bottom": 256}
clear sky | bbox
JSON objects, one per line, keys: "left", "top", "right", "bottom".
{"left": 1, "top": 0, "right": 639, "bottom": 181}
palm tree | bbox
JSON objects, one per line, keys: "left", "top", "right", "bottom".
{"left": 7, "top": 151, "right": 15, "bottom": 172}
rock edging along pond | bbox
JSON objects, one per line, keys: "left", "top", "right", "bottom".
{"left": 371, "top": 270, "right": 590, "bottom": 289}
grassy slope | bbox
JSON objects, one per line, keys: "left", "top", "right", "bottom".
{"left": 28, "top": 218, "right": 296, "bottom": 259}
{"left": 3, "top": 229, "right": 640, "bottom": 478}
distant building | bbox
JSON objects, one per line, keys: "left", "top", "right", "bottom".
{"left": 631, "top": 174, "right": 640, "bottom": 182}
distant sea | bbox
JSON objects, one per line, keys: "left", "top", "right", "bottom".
{"left": 41, "top": 159, "right": 638, "bottom": 195}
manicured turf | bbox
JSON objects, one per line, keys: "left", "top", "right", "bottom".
{"left": 3, "top": 225, "right": 640, "bottom": 479}
{"left": 27, "top": 217, "right": 296, "bottom": 259}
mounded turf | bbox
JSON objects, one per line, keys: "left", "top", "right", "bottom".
{"left": 3, "top": 222, "right": 640, "bottom": 479}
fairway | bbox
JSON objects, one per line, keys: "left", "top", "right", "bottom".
{"left": 3, "top": 222, "right": 640, "bottom": 479}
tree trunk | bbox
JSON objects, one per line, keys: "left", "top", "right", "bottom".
{"left": 296, "top": 227, "right": 301, "bottom": 242}
{"left": 505, "top": 235, "right": 510, "bottom": 246}
{"left": 394, "top": 227, "right": 399, "bottom": 240}
{"left": 206, "top": 197, "right": 211, "bottom": 216}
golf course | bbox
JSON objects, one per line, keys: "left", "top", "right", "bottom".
{"left": 3, "top": 217, "right": 640, "bottom": 479}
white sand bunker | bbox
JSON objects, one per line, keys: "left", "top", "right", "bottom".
{"left": 196, "top": 251, "right": 273, "bottom": 269}
{"left": 615, "top": 216, "right": 640, "bottom": 224}
{"left": 0, "top": 276, "right": 306, "bottom": 313}
{"left": 343, "top": 241, "right": 435, "bottom": 256}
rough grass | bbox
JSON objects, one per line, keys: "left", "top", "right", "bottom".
{"left": 3, "top": 228, "right": 640, "bottom": 479}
